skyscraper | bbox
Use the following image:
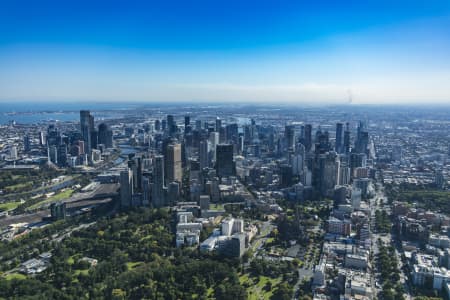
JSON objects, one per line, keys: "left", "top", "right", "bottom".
{"left": 199, "top": 140, "right": 210, "bottom": 170}
{"left": 165, "top": 143, "right": 182, "bottom": 183}
{"left": 216, "top": 144, "right": 235, "bottom": 177}
{"left": 98, "top": 123, "right": 113, "bottom": 148}
{"left": 355, "top": 121, "right": 369, "bottom": 154}
{"left": 215, "top": 117, "right": 222, "bottom": 132}
{"left": 344, "top": 123, "right": 351, "bottom": 154}
{"left": 120, "top": 168, "right": 133, "bottom": 208}
{"left": 304, "top": 124, "right": 312, "bottom": 152}
{"left": 23, "top": 135, "right": 31, "bottom": 153}
{"left": 335, "top": 123, "right": 343, "bottom": 153}
{"left": 152, "top": 155, "right": 165, "bottom": 208}
{"left": 285, "top": 125, "right": 295, "bottom": 152}
{"left": 80, "top": 110, "right": 94, "bottom": 154}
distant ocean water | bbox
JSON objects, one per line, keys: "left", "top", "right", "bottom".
{"left": 0, "top": 102, "right": 141, "bottom": 124}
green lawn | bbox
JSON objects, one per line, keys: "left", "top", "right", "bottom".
{"left": 126, "top": 261, "right": 143, "bottom": 270}
{"left": 4, "top": 273, "right": 27, "bottom": 280}
{"left": 0, "top": 201, "right": 22, "bottom": 212}
{"left": 240, "top": 273, "right": 281, "bottom": 300}
{"left": 4, "top": 182, "right": 33, "bottom": 193}
{"left": 28, "top": 189, "right": 74, "bottom": 210}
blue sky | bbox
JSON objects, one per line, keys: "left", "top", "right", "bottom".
{"left": 1, "top": 0, "right": 450, "bottom": 104}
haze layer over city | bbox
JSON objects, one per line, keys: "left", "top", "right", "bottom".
{"left": 1, "top": 1, "right": 450, "bottom": 300}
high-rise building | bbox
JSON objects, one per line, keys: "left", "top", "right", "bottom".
{"left": 225, "top": 123, "right": 238, "bottom": 144}
{"left": 23, "top": 135, "right": 31, "bottom": 153}
{"left": 50, "top": 202, "right": 66, "bottom": 220}
{"left": 152, "top": 155, "right": 166, "bottom": 208}
{"left": 154, "top": 119, "right": 161, "bottom": 131}
{"left": 120, "top": 168, "right": 133, "bottom": 208}
{"left": 209, "top": 132, "right": 219, "bottom": 161}
{"left": 216, "top": 144, "right": 235, "bottom": 177}
{"left": 165, "top": 143, "right": 182, "bottom": 183}
{"left": 167, "top": 115, "right": 176, "bottom": 136}
{"left": 335, "top": 123, "right": 343, "bottom": 153}
{"left": 355, "top": 121, "right": 369, "bottom": 154}
{"left": 304, "top": 124, "right": 312, "bottom": 152}
{"left": 199, "top": 140, "right": 210, "bottom": 170}
{"left": 57, "top": 144, "right": 68, "bottom": 166}
{"left": 98, "top": 123, "right": 113, "bottom": 148}
{"left": 215, "top": 117, "right": 222, "bottom": 132}
{"left": 90, "top": 129, "right": 98, "bottom": 150}
{"left": 39, "top": 131, "right": 46, "bottom": 146}
{"left": 344, "top": 123, "right": 351, "bottom": 154}
{"left": 167, "top": 181, "right": 180, "bottom": 205}
{"left": 317, "top": 152, "right": 339, "bottom": 196}
{"left": 80, "top": 110, "right": 94, "bottom": 154}
{"left": 285, "top": 125, "right": 296, "bottom": 152}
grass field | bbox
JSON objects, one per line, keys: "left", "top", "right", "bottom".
{"left": 0, "top": 201, "right": 22, "bottom": 212}
{"left": 4, "top": 273, "right": 27, "bottom": 280}
{"left": 240, "top": 273, "right": 281, "bottom": 300}
{"left": 28, "top": 188, "right": 74, "bottom": 210}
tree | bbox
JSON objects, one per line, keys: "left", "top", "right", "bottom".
{"left": 271, "top": 283, "right": 292, "bottom": 300}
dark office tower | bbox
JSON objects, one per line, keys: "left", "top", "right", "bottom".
{"left": 23, "top": 135, "right": 31, "bottom": 153}
{"left": 219, "top": 127, "right": 227, "bottom": 143}
{"left": 315, "top": 129, "right": 330, "bottom": 154}
{"left": 184, "top": 116, "right": 190, "bottom": 128}
{"left": 238, "top": 135, "right": 244, "bottom": 155}
{"left": 304, "top": 124, "right": 312, "bottom": 152}
{"left": 317, "top": 152, "right": 339, "bottom": 197}
{"left": 280, "top": 164, "right": 293, "bottom": 188}
{"left": 199, "top": 140, "right": 209, "bottom": 170}
{"left": 155, "top": 119, "right": 161, "bottom": 131}
{"left": 152, "top": 155, "right": 165, "bottom": 208}
{"left": 355, "top": 121, "right": 369, "bottom": 154}
{"left": 167, "top": 115, "right": 177, "bottom": 136}
{"left": 98, "top": 123, "right": 113, "bottom": 148}
{"left": 57, "top": 144, "right": 68, "bottom": 167}
{"left": 165, "top": 143, "right": 182, "bottom": 183}
{"left": 80, "top": 110, "right": 94, "bottom": 154}
{"left": 90, "top": 129, "right": 98, "bottom": 150}
{"left": 215, "top": 117, "right": 222, "bottom": 132}
{"left": 47, "top": 124, "right": 59, "bottom": 146}
{"left": 161, "top": 119, "right": 167, "bottom": 131}
{"left": 285, "top": 125, "right": 296, "bottom": 151}
{"left": 120, "top": 168, "right": 133, "bottom": 208}
{"left": 167, "top": 114, "right": 174, "bottom": 128}
{"left": 335, "top": 123, "right": 343, "bottom": 153}
{"left": 226, "top": 123, "right": 239, "bottom": 144}
{"left": 344, "top": 123, "right": 351, "bottom": 153}
{"left": 299, "top": 125, "right": 305, "bottom": 141}
{"left": 216, "top": 144, "right": 235, "bottom": 177}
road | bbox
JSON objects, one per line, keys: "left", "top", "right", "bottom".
{"left": 371, "top": 182, "right": 412, "bottom": 300}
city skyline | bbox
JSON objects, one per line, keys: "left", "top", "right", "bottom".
{"left": 1, "top": 0, "right": 450, "bottom": 104}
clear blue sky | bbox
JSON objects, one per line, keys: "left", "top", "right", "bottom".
{"left": 1, "top": 0, "right": 450, "bottom": 104}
